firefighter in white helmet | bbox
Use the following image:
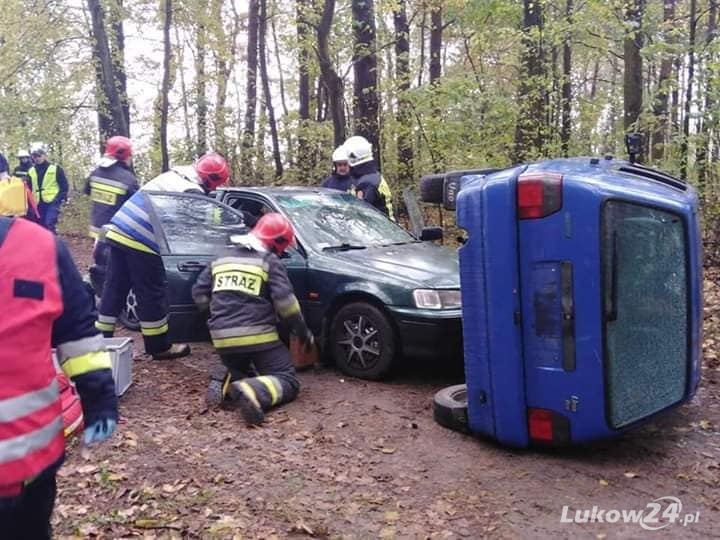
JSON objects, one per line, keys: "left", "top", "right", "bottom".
{"left": 321, "top": 146, "right": 356, "bottom": 193}
{"left": 343, "top": 135, "right": 395, "bottom": 220}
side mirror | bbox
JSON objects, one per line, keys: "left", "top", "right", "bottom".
{"left": 420, "top": 227, "right": 443, "bottom": 242}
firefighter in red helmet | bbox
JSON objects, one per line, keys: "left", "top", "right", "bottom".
{"left": 96, "top": 152, "right": 231, "bottom": 360}
{"left": 84, "top": 136, "right": 140, "bottom": 298}
{"left": 192, "top": 212, "right": 314, "bottom": 425}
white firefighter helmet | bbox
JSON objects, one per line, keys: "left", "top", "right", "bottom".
{"left": 29, "top": 142, "right": 47, "bottom": 156}
{"left": 343, "top": 135, "right": 373, "bottom": 166}
{"left": 331, "top": 145, "right": 349, "bottom": 163}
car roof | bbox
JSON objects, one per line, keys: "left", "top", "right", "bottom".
{"left": 216, "top": 185, "right": 341, "bottom": 196}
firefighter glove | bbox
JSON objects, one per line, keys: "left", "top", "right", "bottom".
{"left": 83, "top": 418, "right": 117, "bottom": 445}
{"left": 300, "top": 328, "right": 315, "bottom": 352}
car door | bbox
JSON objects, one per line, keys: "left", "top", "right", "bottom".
{"left": 145, "top": 191, "right": 249, "bottom": 342}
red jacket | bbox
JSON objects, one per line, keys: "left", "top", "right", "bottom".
{"left": 0, "top": 218, "right": 65, "bottom": 486}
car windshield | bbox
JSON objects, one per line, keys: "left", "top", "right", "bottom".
{"left": 275, "top": 192, "right": 415, "bottom": 249}
{"left": 148, "top": 193, "right": 248, "bottom": 254}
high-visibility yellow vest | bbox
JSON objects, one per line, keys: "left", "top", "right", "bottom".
{"left": 29, "top": 164, "right": 59, "bottom": 203}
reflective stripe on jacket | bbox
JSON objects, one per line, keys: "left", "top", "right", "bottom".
{"left": 0, "top": 218, "right": 65, "bottom": 486}
{"left": 29, "top": 164, "right": 58, "bottom": 203}
{"left": 355, "top": 171, "right": 395, "bottom": 220}
{"left": 105, "top": 168, "right": 202, "bottom": 254}
{"left": 105, "top": 192, "right": 161, "bottom": 254}
{"left": 84, "top": 162, "right": 139, "bottom": 239}
{"left": 191, "top": 242, "right": 308, "bottom": 354}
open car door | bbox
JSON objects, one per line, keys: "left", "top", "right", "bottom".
{"left": 144, "top": 191, "right": 249, "bottom": 342}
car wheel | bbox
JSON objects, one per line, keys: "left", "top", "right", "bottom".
{"left": 419, "top": 173, "right": 445, "bottom": 204}
{"left": 330, "top": 302, "right": 396, "bottom": 380}
{"left": 118, "top": 290, "right": 141, "bottom": 331}
{"left": 433, "top": 384, "right": 469, "bottom": 433}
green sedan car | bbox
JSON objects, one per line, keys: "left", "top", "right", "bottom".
{"left": 122, "top": 186, "right": 462, "bottom": 380}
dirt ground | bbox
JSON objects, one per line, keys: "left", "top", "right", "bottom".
{"left": 55, "top": 234, "right": 720, "bottom": 539}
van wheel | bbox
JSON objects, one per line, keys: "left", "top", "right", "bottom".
{"left": 330, "top": 302, "right": 396, "bottom": 380}
{"left": 433, "top": 384, "right": 469, "bottom": 433}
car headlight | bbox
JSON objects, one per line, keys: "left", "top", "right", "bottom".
{"left": 413, "top": 289, "right": 462, "bottom": 309}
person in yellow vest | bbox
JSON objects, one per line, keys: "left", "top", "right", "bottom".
{"left": 28, "top": 142, "right": 69, "bottom": 233}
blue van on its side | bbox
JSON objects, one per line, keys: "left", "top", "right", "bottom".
{"left": 435, "top": 157, "right": 703, "bottom": 447}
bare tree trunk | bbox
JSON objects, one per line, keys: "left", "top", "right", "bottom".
{"left": 429, "top": 3, "right": 442, "bottom": 83}
{"left": 417, "top": 9, "right": 426, "bottom": 87}
{"left": 297, "top": 0, "right": 312, "bottom": 173}
{"left": 317, "top": 0, "right": 346, "bottom": 147}
{"left": 623, "top": 0, "right": 645, "bottom": 162}
{"left": 652, "top": 0, "right": 676, "bottom": 163}
{"left": 159, "top": 0, "right": 172, "bottom": 172}
{"left": 211, "top": 0, "right": 240, "bottom": 157}
{"left": 196, "top": 17, "right": 208, "bottom": 156}
{"left": 680, "top": 0, "right": 697, "bottom": 179}
{"left": 87, "top": 0, "right": 130, "bottom": 145}
{"left": 259, "top": 0, "right": 283, "bottom": 179}
{"left": 174, "top": 24, "right": 193, "bottom": 156}
{"left": 513, "top": 0, "right": 546, "bottom": 163}
{"left": 394, "top": 0, "right": 413, "bottom": 187}
{"left": 110, "top": 0, "right": 129, "bottom": 132}
{"left": 352, "top": 0, "right": 380, "bottom": 158}
{"left": 560, "top": 0, "right": 573, "bottom": 156}
{"left": 698, "top": 0, "right": 718, "bottom": 185}
{"left": 241, "top": 0, "right": 260, "bottom": 177}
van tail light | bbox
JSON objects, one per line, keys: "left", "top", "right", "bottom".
{"left": 528, "top": 407, "right": 570, "bottom": 446}
{"left": 517, "top": 172, "right": 563, "bottom": 219}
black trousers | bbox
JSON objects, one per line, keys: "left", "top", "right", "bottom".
{"left": 98, "top": 243, "right": 171, "bottom": 354}
{"left": 88, "top": 240, "right": 111, "bottom": 297}
{"left": 221, "top": 344, "right": 300, "bottom": 411}
{"left": 0, "top": 472, "right": 56, "bottom": 540}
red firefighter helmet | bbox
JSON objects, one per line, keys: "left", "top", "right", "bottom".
{"left": 104, "top": 136, "right": 132, "bottom": 161}
{"left": 252, "top": 212, "right": 296, "bottom": 255}
{"left": 195, "top": 152, "right": 230, "bottom": 190}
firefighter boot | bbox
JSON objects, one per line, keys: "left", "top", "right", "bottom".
{"left": 206, "top": 366, "right": 232, "bottom": 408}
{"left": 152, "top": 343, "right": 191, "bottom": 360}
{"left": 228, "top": 381, "right": 265, "bottom": 426}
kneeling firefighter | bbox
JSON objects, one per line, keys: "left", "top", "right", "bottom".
{"left": 96, "top": 152, "right": 230, "bottom": 360}
{"left": 192, "top": 212, "right": 314, "bottom": 425}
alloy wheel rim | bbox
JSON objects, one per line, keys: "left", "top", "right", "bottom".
{"left": 336, "top": 314, "right": 381, "bottom": 370}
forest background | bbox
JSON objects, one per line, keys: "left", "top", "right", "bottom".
{"left": 2, "top": 0, "right": 718, "bottom": 243}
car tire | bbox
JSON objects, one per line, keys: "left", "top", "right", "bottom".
{"left": 419, "top": 174, "right": 445, "bottom": 204}
{"left": 329, "top": 302, "right": 396, "bottom": 380}
{"left": 118, "top": 290, "right": 141, "bottom": 331}
{"left": 433, "top": 384, "right": 469, "bottom": 433}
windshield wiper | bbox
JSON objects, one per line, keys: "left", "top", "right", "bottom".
{"left": 322, "top": 243, "right": 367, "bottom": 252}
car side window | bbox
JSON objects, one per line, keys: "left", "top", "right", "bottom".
{"left": 147, "top": 192, "right": 248, "bottom": 255}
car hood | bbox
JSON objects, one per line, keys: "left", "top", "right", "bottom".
{"left": 319, "top": 242, "right": 460, "bottom": 288}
